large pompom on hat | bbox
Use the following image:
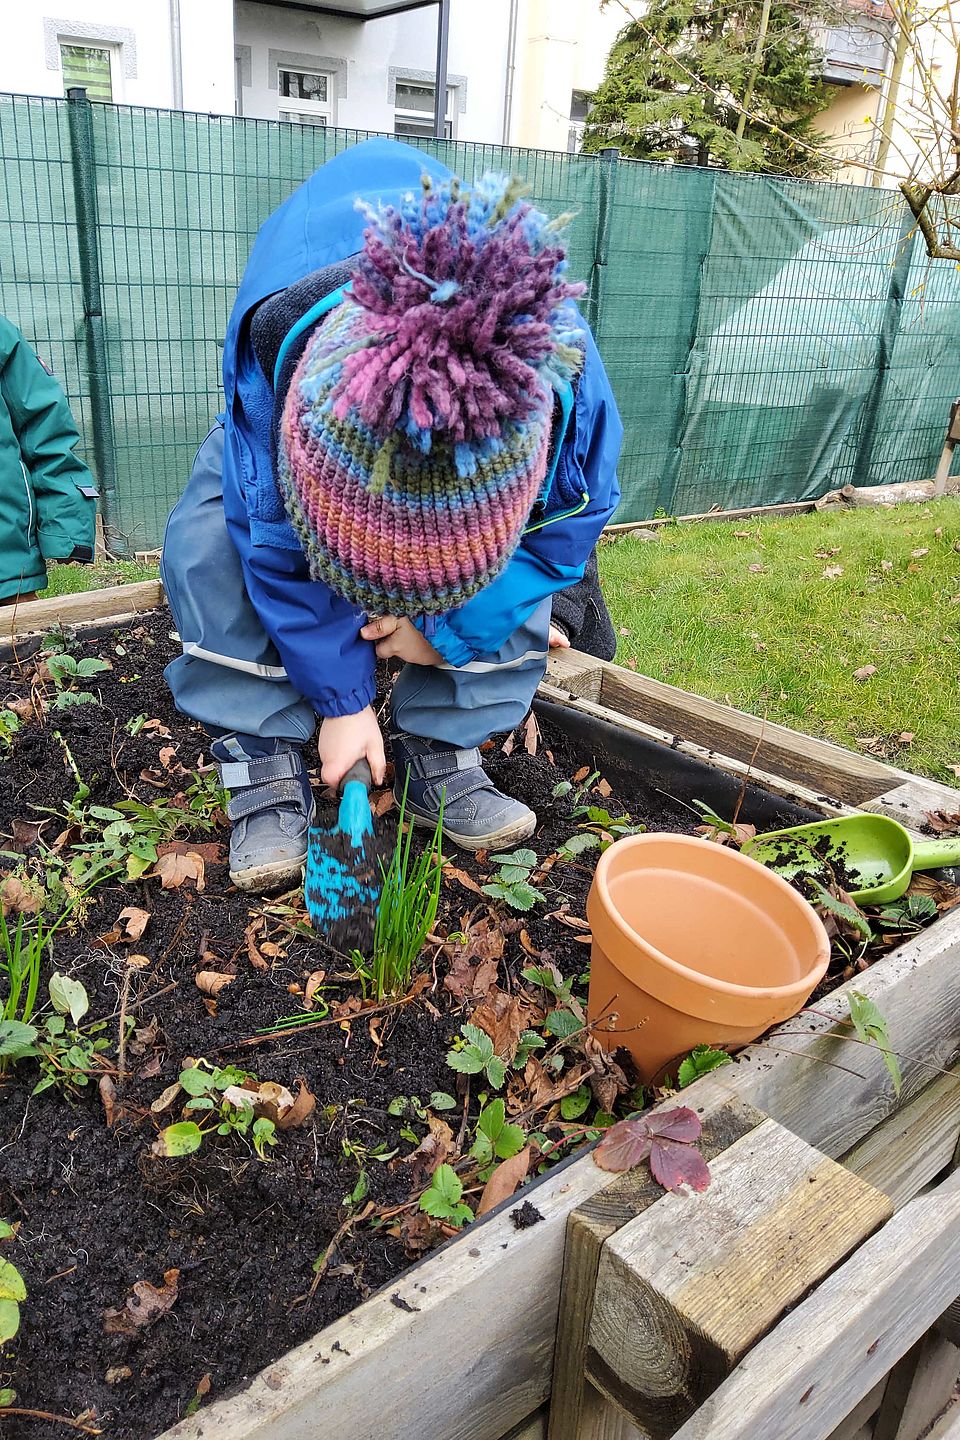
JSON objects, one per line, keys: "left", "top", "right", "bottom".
{"left": 276, "top": 171, "right": 586, "bottom": 617}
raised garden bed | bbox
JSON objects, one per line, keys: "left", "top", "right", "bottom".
{"left": 0, "top": 591, "right": 958, "bottom": 1440}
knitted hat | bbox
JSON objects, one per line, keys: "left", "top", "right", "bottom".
{"left": 276, "top": 172, "right": 586, "bottom": 617}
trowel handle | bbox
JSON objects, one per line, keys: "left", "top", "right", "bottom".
{"left": 913, "top": 837, "right": 960, "bottom": 871}
{"left": 340, "top": 759, "right": 374, "bottom": 795}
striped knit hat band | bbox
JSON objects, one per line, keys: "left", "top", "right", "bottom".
{"left": 277, "top": 170, "right": 585, "bottom": 617}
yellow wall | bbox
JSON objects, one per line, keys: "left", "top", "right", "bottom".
{"left": 820, "top": 84, "right": 883, "bottom": 184}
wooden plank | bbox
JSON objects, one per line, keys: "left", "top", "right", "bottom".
{"left": 0, "top": 579, "right": 164, "bottom": 641}
{"left": 863, "top": 779, "right": 960, "bottom": 833}
{"left": 826, "top": 1380, "right": 886, "bottom": 1440}
{"left": 842, "top": 1064, "right": 960, "bottom": 1208}
{"left": 928, "top": 1402, "right": 960, "bottom": 1439}
{"left": 685, "top": 904, "right": 960, "bottom": 1161}
{"left": 159, "top": 1153, "right": 617, "bottom": 1440}
{"left": 585, "top": 1119, "right": 892, "bottom": 1439}
{"left": 873, "top": 1332, "right": 960, "bottom": 1440}
{"left": 545, "top": 648, "right": 604, "bottom": 700}
{"left": 537, "top": 682, "right": 853, "bottom": 818}
{"left": 500, "top": 1407, "right": 548, "bottom": 1440}
{"left": 668, "top": 1169, "right": 960, "bottom": 1440}
{"left": 597, "top": 664, "right": 897, "bottom": 804}
{"left": 548, "top": 1101, "right": 764, "bottom": 1440}
{"left": 574, "top": 1387, "right": 645, "bottom": 1440}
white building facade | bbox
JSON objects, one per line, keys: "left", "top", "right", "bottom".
{"left": 0, "top": 0, "right": 623, "bottom": 149}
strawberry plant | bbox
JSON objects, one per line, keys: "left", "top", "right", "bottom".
{"left": 469, "top": 1099, "right": 525, "bottom": 1167}
{"left": 44, "top": 652, "right": 112, "bottom": 710}
{"left": 419, "top": 1164, "right": 473, "bottom": 1228}
{"left": 848, "top": 991, "right": 902, "bottom": 1095}
{"left": 677, "top": 1044, "right": 732, "bottom": 1088}
{"left": 481, "top": 849, "right": 541, "bottom": 911}
{"left": 0, "top": 1222, "right": 25, "bottom": 1345}
{"left": 446, "top": 1022, "right": 507, "bottom": 1089}
{"left": 554, "top": 774, "right": 645, "bottom": 859}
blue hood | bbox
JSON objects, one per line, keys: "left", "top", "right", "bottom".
{"left": 223, "top": 138, "right": 453, "bottom": 407}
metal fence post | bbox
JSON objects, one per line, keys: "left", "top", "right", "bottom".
{"left": 586, "top": 146, "right": 619, "bottom": 335}
{"left": 66, "top": 85, "right": 123, "bottom": 554}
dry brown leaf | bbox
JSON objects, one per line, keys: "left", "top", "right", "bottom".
{"left": 748, "top": 563, "right": 765, "bottom": 574}
{"left": 545, "top": 910, "right": 591, "bottom": 931}
{"left": 99, "top": 1074, "right": 117, "bottom": 1127}
{"left": 276, "top": 1078, "right": 317, "bottom": 1131}
{"left": 304, "top": 971, "right": 326, "bottom": 1008}
{"left": 244, "top": 917, "right": 269, "bottom": 971}
{"left": 371, "top": 789, "right": 395, "bottom": 817}
{"left": 472, "top": 990, "right": 526, "bottom": 1062}
{"left": 501, "top": 730, "right": 516, "bottom": 757}
{"left": 853, "top": 665, "right": 877, "bottom": 682}
{"left": 881, "top": 559, "right": 893, "bottom": 571}
{"left": 595, "top": 777, "right": 612, "bottom": 798}
{"left": 822, "top": 565, "right": 844, "bottom": 579}
{"left": 911, "top": 547, "right": 929, "bottom": 558}
{"left": 11, "top": 818, "right": 45, "bottom": 851}
{"left": 104, "top": 1269, "right": 180, "bottom": 1336}
{"left": 157, "top": 839, "right": 224, "bottom": 865}
{"left": 397, "top": 1209, "right": 447, "bottom": 1256}
{"left": 195, "top": 970, "right": 234, "bottom": 996}
{"left": 0, "top": 874, "right": 45, "bottom": 916}
{"left": 150, "top": 1081, "right": 182, "bottom": 1114}
{"left": 519, "top": 1056, "right": 592, "bottom": 1112}
{"left": 403, "top": 1115, "right": 454, "bottom": 1188}
{"left": 142, "top": 718, "right": 172, "bottom": 737}
{"left": 443, "top": 865, "right": 484, "bottom": 896}
{"left": 522, "top": 712, "right": 540, "bottom": 756}
{"left": 584, "top": 1035, "right": 631, "bottom": 1113}
{"left": 118, "top": 906, "right": 150, "bottom": 942}
{"left": 572, "top": 766, "right": 591, "bottom": 784}
{"left": 476, "top": 1146, "right": 531, "bottom": 1218}
{"left": 6, "top": 695, "right": 37, "bottom": 722}
{"left": 443, "top": 918, "right": 504, "bottom": 1000}
{"left": 924, "top": 810, "right": 960, "bottom": 835}
{"left": 153, "top": 850, "right": 205, "bottom": 891}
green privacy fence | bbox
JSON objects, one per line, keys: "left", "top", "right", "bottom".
{"left": 1, "top": 90, "right": 958, "bottom": 549}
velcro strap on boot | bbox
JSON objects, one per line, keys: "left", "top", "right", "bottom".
{"left": 217, "top": 752, "right": 303, "bottom": 790}
{"left": 414, "top": 747, "right": 482, "bottom": 780}
{"left": 427, "top": 766, "right": 493, "bottom": 806}
{"left": 226, "top": 778, "right": 308, "bottom": 821}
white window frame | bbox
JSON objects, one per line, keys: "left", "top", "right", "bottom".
{"left": 277, "top": 65, "right": 336, "bottom": 126}
{"left": 394, "top": 80, "right": 457, "bottom": 140}
{"left": 59, "top": 37, "right": 123, "bottom": 102}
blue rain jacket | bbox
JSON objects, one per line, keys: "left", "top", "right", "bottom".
{"left": 221, "top": 138, "right": 622, "bottom": 718}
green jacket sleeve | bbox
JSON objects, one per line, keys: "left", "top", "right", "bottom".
{"left": 0, "top": 325, "right": 97, "bottom": 562}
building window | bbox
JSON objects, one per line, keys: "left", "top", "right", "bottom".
{"left": 60, "top": 42, "right": 115, "bottom": 102}
{"left": 394, "top": 80, "right": 455, "bottom": 139}
{"left": 278, "top": 67, "right": 334, "bottom": 125}
{"left": 568, "top": 90, "right": 590, "bottom": 153}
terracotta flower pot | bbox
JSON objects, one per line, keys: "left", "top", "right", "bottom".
{"left": 586, "top": 834, "right": 831, "bottom": 1082}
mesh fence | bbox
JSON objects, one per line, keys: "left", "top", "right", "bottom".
{"left": 1, "top": 90, "right": 958, "bottom": 547}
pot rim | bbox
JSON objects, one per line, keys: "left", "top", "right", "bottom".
{"left": 589, "top": 833, "right": 831, "bottom": 1002}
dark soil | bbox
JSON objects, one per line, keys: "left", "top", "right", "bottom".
{"left": 0, "top": 612, "right": 950, "bottom": 1437}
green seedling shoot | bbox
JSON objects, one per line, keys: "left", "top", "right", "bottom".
{"left": 419, "top": 1164, "right": 473, "bottom": 1228}
{"left": 554, "top": 774, "right": 646, "bottom": 859}
{"left": 0, "top": 710, "right": 20, "bottom": 750}
{"left": 154, "top": 1061, "right": 280, "bottom": 1161}
{"left": 44, "top": 652, "right": 112, "bottom": 710}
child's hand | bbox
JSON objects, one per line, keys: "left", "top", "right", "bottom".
{"left": 318, "top": 706, "right": 386, "bottom": 789}
{"left": 361, "top": 615, "right": 443, "bottom": 666}
{"left": 548, "top": 624, "right": 571, "bottom": 649}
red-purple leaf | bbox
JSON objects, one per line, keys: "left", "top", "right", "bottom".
{"left": 593, "top": 1118, "right": 653, "bottom": 1172}
{"left": 594, "top": 1106, "right": 710, "bottom": 1192}
{"left": 649, "top": 1137, "right": 712, "bottom": 1194}
{"left": 645, "top": 1106, "right": 703, "bottom": 1145}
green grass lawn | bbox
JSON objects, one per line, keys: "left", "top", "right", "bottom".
{"left": 34, "top": 501, "right": 960, "bottom": 784}
{"left": 40, "top": 559, "right": 160, "bottom": 598}
{"left": 598, "top": 498, "right": 960, "bottom": 784}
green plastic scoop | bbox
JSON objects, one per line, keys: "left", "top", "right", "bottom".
{"left": 742, "top": 813, "right": 960, "bottom": 905}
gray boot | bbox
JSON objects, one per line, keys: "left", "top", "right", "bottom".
{"left": 391, "top": 733, "right": 536, "bottom": 852}
{"left": 210, "top": 735, "right": 314, "bottom": 892}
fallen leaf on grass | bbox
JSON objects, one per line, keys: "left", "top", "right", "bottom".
{"left": 924, "top": 810, "right": 960, "bottom": 835}
{"left": 195, "top": 971, "right": 234, "bottom": 996}
{"left": 152, "top": 850, "right": 205, "bottom": 891}
{"left": 951, "top": 765, "right": 960, "bottom": 779}
{"left": 748, "top": 563, "right": 765, "bottom": 574}
{"left": 822, "top": 565, "right": 844, "bottom": 579}
{"left": 104, "top": 1269, "right": 180, "bottom": 1336}
{"left": 594, "top": 1106, "right": 711, "bottom": 1192}
{"left": 881, "top": 559, "right": 893, "bottom": 571}
{"left": 814, "top": 548, "right": 841, "bottom": 559}
{"left": 477, "top": 1146, "right": 531, "bottom": 1217}
{"left": 853, "top": 665, "right": 877, "bottom": 682}
{"left": 911, "top": 547, "right": 929, "bottom": 558}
